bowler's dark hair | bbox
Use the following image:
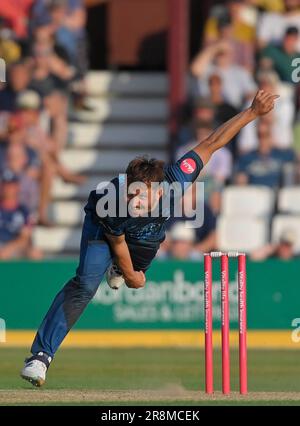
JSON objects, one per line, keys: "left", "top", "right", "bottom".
{"left": 126, "top": 156, "right": 165, "bottom": 186}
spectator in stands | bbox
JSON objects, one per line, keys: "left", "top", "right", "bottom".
{"left": 203, "top": 0, "right": 256, "bottom": 71}
{"left": 29, "top": 39, "right": 75, "bottom": 98}
{"left": 235, "top": 120, "right": 296, "bottom": 187}
{"left": 191, "top": 40, "right": 256, "bottom": 109}
{"left": 32, "top": 0, "right": 87, "bottom": 76}
{"left": 0, "top": 170, "right": 41, "bottom": 259}
{"left": 0, "top": 112, "right": 42, "bottom": 217}
{"left": 43, "top": 89, "right": 68, "bottom": 152}
{"left": 259, "top": 70, "right": 295, "bottom": 150}
{"left": 0, "top": 0, "right": 34, "bottom": 40}
{"left": 2, "top": 113, "right": 41, "bottom": 177}
{"left": 255, "top": 0, "right": 285, "bottom": 12}
{"left": 159, "top": 184, "right": 217, "bottom": 258}
{"left": 257, "top": 0, "right": 300, "bottom": 50}
{"left": 164, "top": 222, "right": 197, "bottom": 260}
{"left": 0, "top": 0, "right": 89, "bottom": 236}
{"left": 208, "top": 74, "right": 239, "bottom": 127}
{"left": 4, "top": 143, "right": 39, "bottom": 214}
{"left": 31, "top": 0, "right": 89, "bottom": 111}
{"left": 238, "top": 70, "right": 296, "bottom": 152}
{"left": 30, "top": 25, "right": 73, "bottom": 150}
{"left": 0, "top": 60, "right": 32, "bottom": 114}
{"left": 176, "top": 97, "right": 215, "bottom": 149}
{"left": 259, "top": 26, "right": 300, "bottom": 83}
{"left": 164, "top": 205, "right": 217, "bottom": 257}
{"left": 208, "top": 73, "right": 239, "bottom": 157}
{"left": 251, "top": 228, "right": 296, "bottom": 260}
{"left": 177, "top": 82, "right": 239, "bottom": 157}
{"left": 0, "top": 17, "right": 22, "bottom": 65}
{"left": 193, "top": 97, "right": 215, "bottom": 125}
{"left": 15, "top": 90, "right": 85, "bottom": 225}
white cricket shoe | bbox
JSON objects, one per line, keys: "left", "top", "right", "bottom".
{"left": 20, "top": 352, "right": 51, "bottom": 387}
{"left": 106, "top": 263, "right": 125, "bottom": 290}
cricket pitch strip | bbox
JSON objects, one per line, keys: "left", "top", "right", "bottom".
{"left": 1, "top": 389, "right": 300, "bottom": 405}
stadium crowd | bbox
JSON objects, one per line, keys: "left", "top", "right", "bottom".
{"left": 0, "top": 0, "right": 87, "bottom": 259}
{"left": 0, "top": 0, "right": 299, "bottom": 261}
{"left": 163, "top": 0, "right": 300, "bottom": 261}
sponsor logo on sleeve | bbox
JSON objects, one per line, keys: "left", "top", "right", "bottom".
{"left": 180, "top": 158, "right": 196, "bottom": 174}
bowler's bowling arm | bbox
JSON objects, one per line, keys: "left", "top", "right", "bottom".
{"left": 104, "top": 233, "right": 145, "bottom": 289}
{"left": 194, "top": 90, "right": 279, "bottom": 166}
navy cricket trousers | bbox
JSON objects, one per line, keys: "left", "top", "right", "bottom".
{"left": 31, "top": 212, "right": 112, "bottom": 358}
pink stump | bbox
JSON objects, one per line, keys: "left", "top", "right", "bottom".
{"left": 204, "top": 254, "right": 213, "bottom": 394}
{"left": 221, "top": 254, "right": 230, "bottom": 394}
{"left": 238, "top": 254, "right": 248, "bottom": 394}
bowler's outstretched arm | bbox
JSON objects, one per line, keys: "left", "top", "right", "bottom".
{"left": 194, "top": 90, "right": 279, "bottom": 165}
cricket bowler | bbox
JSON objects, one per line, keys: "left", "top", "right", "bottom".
{"left": 21, "top": 91, "right": 278, "bottom": 386}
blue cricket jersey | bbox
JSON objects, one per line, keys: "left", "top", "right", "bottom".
{"left": 84, "top": 150, "right": 204, "bottom": 270}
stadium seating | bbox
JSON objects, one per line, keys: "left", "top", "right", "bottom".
{"left": 52, "top": 177, "right": 112, "bottom": 200}
{"left": 85, "top": 71, "right": 169, "bottom": 96}
{"left": 278, "top": 187, "right": 300, "bottom": 214}
{"left": 60, "top": 149, "right": 167, "bottom": 173}
{"left": 49, "top": 202, "right": 84, "bottom": 226}
{"left": 71, "top": 98, "right": 168, "bottom": 123}
{"left": 221, "top": 185, "right": 275, "bottom": 218}
{"left": 217, "top": 216, "right": 269, "bottom": 253}
{"left": 218, "top": 185, "right": 274, "bottom": 253}
{"left": 68, "top": 123, "right": 168, "bottom": 148}
{"left": 272, "top": 215, "right": 300, "bottom": 252}
{"left": 33, "top": 227, "right": 81, "bottom": 253}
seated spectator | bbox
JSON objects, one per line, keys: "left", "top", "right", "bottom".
{"left": 176, "top": 98, "right": 215, "bottom": 149}
{"left": 0, "top": 170, "right": 42, "bottom": 259}
{"left": 32, "top": 0, "right": 87, "bottom": 77}
{"left": 257, "top": 0, "right": 300, "bottom": 50}
{"left": 1, "top": 113, "right": 41, "bottom": 176}
{"left": 260, "top": 26, "right": 300, "bottom": 83}
{"left": 15, "top": 90, "right": 85, "bottom": 225}
{"left": 238, "top": 70, "right": 296, "bottom": 152}
{"left": 202, "top": 149, "right": 232, "bottom": 214}
{"left": 0, "top": 17, "right": 21, "bottom": 65}
{"left": 251, "top": 228, "right": 296, "bottom": 260}
{"left": 177, "top": 82, "right": 239, "bottom": 157}
{"left": 5, "top": 143, "right": 39, "bottom": 214}
{"left": 164, "top": 222, "right": 198, "bottom": 260}
{"left": 254, "top": 0, "right": 284, "bottom": 13}
{"left": 204, "top": 0, "right": 256, "bottom": 71}
{"left": 208, "top": 74, "right": 239, "bottom": 157}
{"left": 164, "top": 206, "right": 217, "bottom": 256}
{"left": 29, "top": 40, "right": 74, "bottom": 99}
{"left": 191, "top": 40, "right": 256, "bottom": 109}
{"left": 208, "top": 74, "right": 239, "bottom": 127}
{"left": 31, "top": 0, "right": 89, "bottom": 111}
{"left": 0, "top": 60, "right": 32, "bottom": 114}
{"left": 193, "top": 97, "right": 215, "bottom": 125}
{"left": 235, "top": 120, "right": 296, "bottom": 188}
{"left": 0, "top": 0, "right": 34, "bottom": 40}
{"left": 43, "top": 89, "right": 68, "bottom": 152}
{"left": 158, "top": 184, "right": 217, "bottom": 258}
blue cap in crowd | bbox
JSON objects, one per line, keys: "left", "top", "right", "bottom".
{"left": 0, "top": 169, "right": 20, "bottom": 184}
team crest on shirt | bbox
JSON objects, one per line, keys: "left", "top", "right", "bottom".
{"left": 180, "top": 158, "right": 196, "bottom": 174}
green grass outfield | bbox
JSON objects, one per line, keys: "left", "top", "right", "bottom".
{"left": 0, "top": 347, "right": 300, "bottom": 406}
